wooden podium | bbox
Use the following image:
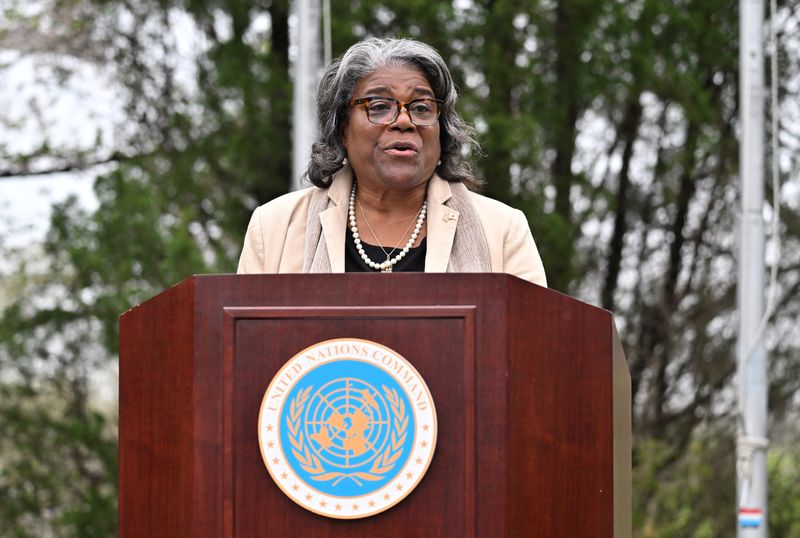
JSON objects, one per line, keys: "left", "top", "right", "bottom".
{"left": 119, "top": 274, "right": 631, "bottom": 537}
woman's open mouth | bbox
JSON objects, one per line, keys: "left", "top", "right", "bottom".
{"left": 384, "top": 141, "right": 419, "bottom": 157}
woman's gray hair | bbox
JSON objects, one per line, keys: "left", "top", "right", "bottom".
{"left": 305, "top": 37, "right": 482, "bottom": 190}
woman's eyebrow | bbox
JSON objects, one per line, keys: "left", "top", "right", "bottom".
{"left": 362, "top": 86, "right": 435, "bottom": 97}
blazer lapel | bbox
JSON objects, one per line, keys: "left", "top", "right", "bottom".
{"left": 425, "top": 176, "right": 459, "bottom": 272}
{"left": 319, "top": 168, "right": 353, "bottom": 273}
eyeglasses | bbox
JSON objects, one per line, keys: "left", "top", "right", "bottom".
{"left": 349, "top": 96, "right": 443, "bottom": 126}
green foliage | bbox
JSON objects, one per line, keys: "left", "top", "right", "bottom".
{"left": 769, "top": 447, "right": 800, "bottom": 537}
{"left": 0, "top": 268, "right": 117, "bottom": 537}
{"left": 633, "top": 431, "right": 800, "bottom": 538}
{"left": 0, "top": 384, "right": 116, "bottom": 538}
{"left": 633, "top": 429, "right": 737, "bottom": 537}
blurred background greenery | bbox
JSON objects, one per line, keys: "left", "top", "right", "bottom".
{"left": 1, "top": 0, "right": 799, "bottom": 536}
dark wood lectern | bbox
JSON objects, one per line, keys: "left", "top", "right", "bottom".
{"left": 119, "top": 274, "right": 631, "bottom": 537}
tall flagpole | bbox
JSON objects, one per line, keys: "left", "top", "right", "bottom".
{"left": 291, "top": 0, "right": 321, "bottom": 191}
{"left": 736, "top": 0, "right": 768, "bottom": 535}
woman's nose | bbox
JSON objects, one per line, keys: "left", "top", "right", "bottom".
{"left": 391, "top": 105, "right": 416, "bottom": 130}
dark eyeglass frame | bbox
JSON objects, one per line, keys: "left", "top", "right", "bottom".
{"left": 349, "top": 96, "right": 444, "bottom": 126}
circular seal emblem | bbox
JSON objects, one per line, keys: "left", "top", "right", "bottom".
{"left": 258, "top": 338, "right": 437, "bottom": 519}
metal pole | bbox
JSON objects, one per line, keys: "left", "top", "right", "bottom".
{"left": 322, "top": 0, "right": 332, "bottom": 66}
{"left": 737, "top": 0, "right": 768, "bottom": 535}
{"left": 291, "top": 0, "right": 321, "bottom": 191}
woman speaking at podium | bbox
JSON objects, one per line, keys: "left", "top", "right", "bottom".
{"left": 238, "top": 38, "right": 546, "bottom": 286}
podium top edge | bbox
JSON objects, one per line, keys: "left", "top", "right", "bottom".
{"left": 120, "top": 273, "right": 615, "bottom": 322}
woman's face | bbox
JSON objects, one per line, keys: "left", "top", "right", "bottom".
{"left": 342, "top": 65, "right": 441, "bottom": 194}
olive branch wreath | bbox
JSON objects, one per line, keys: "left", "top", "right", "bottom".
{"left": 286, "top": 385, "right": 408, "bottom": 487}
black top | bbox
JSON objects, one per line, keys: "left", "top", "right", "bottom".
{"left": 345, "top": 228, "right": 427, "bottom": 272}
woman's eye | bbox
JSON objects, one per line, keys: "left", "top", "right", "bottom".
{"left": 410, "top": 103, "right": 433, "bottom": 113}
{"left": 368, "top": 101, "right": 393, "bottom": 112}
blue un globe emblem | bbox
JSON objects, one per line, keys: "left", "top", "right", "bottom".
{"left": 281, "top": 360, "right": 415, "bottom": 497}
{"left": 259, "top": 339, "right": 437, "bottom": 519}
{"left": 305, "top": 377, "right": 394, "bottom": 472}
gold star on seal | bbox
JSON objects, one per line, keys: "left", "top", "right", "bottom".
{"left": 266, "top": 424, "right": 273, "bottom": 432}
{"left": 320, "top": 500, "right": 327, "bottom": 508}
{"left": 416, "top": 457, "right": 423, "bottom": 465}
{"left": 352, "top": 503, "right": 359, "bottom": 511}
{"left": 267, "top": 441, "right": 274, "bottom": 448}
{"left": 280, "top": 472, "right": 288, "bottom": 480}
{"left": 406, "top": 472, "right": 413, "bottom": 480}
{"left": 369, "top": 500, "right": 376, "bottom": 508}
{"left": 272, "top": 457, "right": 279, "bottom": 465}
{"left": 383, "top": 493, "right": 390, "bottom": 500}
{"left": 423, "top": 424, "right": 430, "bottom": 431}
{"left": 421, "top": 441, "right": 428, "bottom": 448}
{"left": 305, "top": 493, "right": 312, "bottom": 501}
{"left": 396, "top": 484, "right": 403, "bottom": 491}
{"left": 292, "top": 484, "right": 299, "bottom": 491}
{"left": 335, "top": 503, "right": 342, "bottom": 511}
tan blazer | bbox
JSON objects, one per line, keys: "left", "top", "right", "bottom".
{"left": 237, "top": 169, "right": 547, "bottom": 286}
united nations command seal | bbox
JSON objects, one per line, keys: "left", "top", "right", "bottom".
{"left": 257, "top": 338, "right": 437, "bottom": 519}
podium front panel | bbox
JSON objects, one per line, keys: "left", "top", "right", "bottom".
{"left": 223, "top": 306, "right": 477, "bottom": 538}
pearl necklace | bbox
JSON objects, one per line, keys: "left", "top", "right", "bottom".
{"left": 348, "top": 182, "right": 427, "bottom": 273}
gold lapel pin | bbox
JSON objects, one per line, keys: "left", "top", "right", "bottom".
{"left": 442, "top": 212, "right": 456, "bottom": 223}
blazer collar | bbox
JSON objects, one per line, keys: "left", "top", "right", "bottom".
{"left": 319, "top": 167, "right": 353, "bottom": 273}
{"left": 425, "top": 175, "right": 459, "bottom": 272}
